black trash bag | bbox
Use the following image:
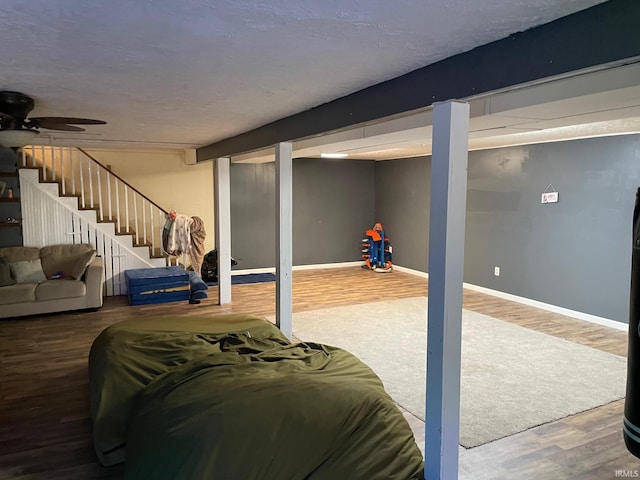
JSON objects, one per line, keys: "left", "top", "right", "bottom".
{"left": 625, "top": 187, "right": 640, "bottom": 459}
{"left": 201, "top": 249, "right": 238, "bottom": 283}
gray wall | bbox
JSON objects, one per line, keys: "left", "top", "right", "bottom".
{"left": 375, "top": 134, "right": 640, "bottom": 323}
{"left": 230, "top": 159, "right": 375, "bottom": 269}
{"left": 375, "top": 156, "right": 430, "bottom": 272}
{"left": 230, "top": 163, "right": 276, "bottom": 269}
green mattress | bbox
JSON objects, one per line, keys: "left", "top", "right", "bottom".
{"left": 89, "top": 313, "right": 424, "bottom": 479}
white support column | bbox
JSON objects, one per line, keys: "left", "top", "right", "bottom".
{"left": 275, "top": 142, "right": 293, "bottom": 339}
{"left": 214, "top": 157, "right": 232, "bottom": 304}
{"left": 425, "top": 100, "right": 470, "bottom": 480}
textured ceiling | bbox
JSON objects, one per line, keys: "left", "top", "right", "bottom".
{"left": 0, "top": 0, "right": 606, "bottom": 150}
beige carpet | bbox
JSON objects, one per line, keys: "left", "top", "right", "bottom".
{"left": 290, "top": 297, "right": 627, "bottom": 448}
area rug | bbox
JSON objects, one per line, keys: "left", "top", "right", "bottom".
{"left": 207, "top": 273, "right": 276, "bottom": 286}
{"left": 291, "top": 297, "right": 627, "bottom": 448}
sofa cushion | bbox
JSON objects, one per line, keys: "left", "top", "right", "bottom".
{"left": 36, "top": 279, "right": 86, "bottom": 301}
{"left": 0, "top": 283, "right": 37, "bottom": 305}
{"left": 0, "top": 246, "right": 40, "bottom": 264}
{"left": 0, "top": 257, "right": 16, "bottom": 287}
{"left": 10, "top": 259, "right": 47, "bottom": 284}
{"left": 40, "top": 244, "right": 97, "bottom": 280}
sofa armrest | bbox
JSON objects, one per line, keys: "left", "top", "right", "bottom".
{"left": 84, "top": 256, "right": 105, "bottom": 308}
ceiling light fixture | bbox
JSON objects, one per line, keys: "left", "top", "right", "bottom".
{"left": 0, "top": 129, "right": 39, "bottom": 148}
{"left": 320, "top": 153, "right": 348, "bottom": 158}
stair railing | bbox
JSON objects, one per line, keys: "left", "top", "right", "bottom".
{"left": 20, "top": 145, "right": 173, "bottom": 263}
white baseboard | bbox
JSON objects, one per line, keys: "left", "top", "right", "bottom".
{"left": 393, "top": 265, "right": 627, "bottom": 332}
{"left": 232, "top": 261, "right": 362, "bottom": 276}
{"left": 231, "top": 267, "right": 275, "bottom": 275}
{"left": 293, "top": 261, "right": 363, "bottom": 271}
{"left": 392, "top": 264, "right": 429, "bottom": 278}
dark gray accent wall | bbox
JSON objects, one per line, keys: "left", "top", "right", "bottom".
{"left": 293, "top": 159, "right": 375, "bottom": 265}
{"left": 230, "top": 163, "right": 276, "bottom": 269}
{"left": 230, "top": 159, "right": 375, "bottom": 269}
{"left": 466, "top": 136, "right": 640, "bottom": 323}
{"left": 375, "top": 134, "right": 640, "bottom": 323}
{"left": 375, "top": 156, "right": 430, "bottom": 272}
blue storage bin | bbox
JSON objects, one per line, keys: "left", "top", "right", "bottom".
{"left": 125, "top": 266, "right": 190, "bottom": 305}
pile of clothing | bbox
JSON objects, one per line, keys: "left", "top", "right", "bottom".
{"left": 162, "top": 210, "right": 207, "bottom": 275}
{"left": 163, "top": 210, "right": 208, "bottom": 304}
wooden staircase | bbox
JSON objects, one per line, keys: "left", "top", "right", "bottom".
{"left": 18, "top": 146, "right": 181, "bottom": 296}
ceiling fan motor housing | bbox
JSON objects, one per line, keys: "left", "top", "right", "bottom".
{"left": 0, "top": 91, "right": 35, "bottom": 129}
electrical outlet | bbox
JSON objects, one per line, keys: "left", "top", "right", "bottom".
{"left": 494, "top": 266, "right": 500, "bottom": 276}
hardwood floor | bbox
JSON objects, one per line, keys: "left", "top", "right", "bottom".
{"left": 0, "top": 267, "right": 637, "bottom": 479}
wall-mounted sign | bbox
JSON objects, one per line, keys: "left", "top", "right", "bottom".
{"left": 541, "top": 184, "right": 559, "bottom": 204}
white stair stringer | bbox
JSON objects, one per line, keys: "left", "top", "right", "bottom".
{"left": 19, "top": 169, "right": 166, "bottom": 296}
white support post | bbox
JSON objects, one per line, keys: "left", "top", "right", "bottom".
{"left": 214, "top": 157, "right": 232, "bottom": 304}
{"left": 425, "top": 100, "right": 470, "bottom": 480}
{"left": 275, "top": 142, "right": 293, "bottom": 340}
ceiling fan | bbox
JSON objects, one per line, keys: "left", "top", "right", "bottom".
{"left": 0, "top": 90, "right": 106, "bottom": 147}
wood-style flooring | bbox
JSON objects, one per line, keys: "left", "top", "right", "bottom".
{"left": 0, "top": 267, "right": 638, "bottom": 479}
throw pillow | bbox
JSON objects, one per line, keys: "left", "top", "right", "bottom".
{"left": 66, "top": 249, "right": 97, "bottom": 280}
{"left": 0, "top": 257, "right": 16, "bottom": 287}
{"left": 10, "top": 259, "right": 47, "bottom": 284}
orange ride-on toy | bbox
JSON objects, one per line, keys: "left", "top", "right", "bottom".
{"left": 361, "top": 222, "right": 393, "bottom": 273}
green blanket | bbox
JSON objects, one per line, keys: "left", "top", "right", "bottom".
{"left": 89, "top": 314, "right": 290, "bottom": 466}
{"left": 89, "top": 314, "right": 424, "bottom": 479}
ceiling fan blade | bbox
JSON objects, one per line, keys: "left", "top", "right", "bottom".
{"left": 37, "top": 123, "right": 86, "bottom": 132}
{"left": 29, "top": 116, "right": 106, "bottom": 125}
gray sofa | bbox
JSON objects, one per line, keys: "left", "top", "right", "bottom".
{"left": 0, "top": 244, "right": 104, "bottom": 319}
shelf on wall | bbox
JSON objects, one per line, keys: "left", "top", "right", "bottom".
{"left": 0, "top": 221, "right": 21, "bottom": 227}
{"left": 0, "top": 171, "right": 18, "bottom": 177}
{"left": 0, "top": 198, "right": 19, "bottom": 202}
